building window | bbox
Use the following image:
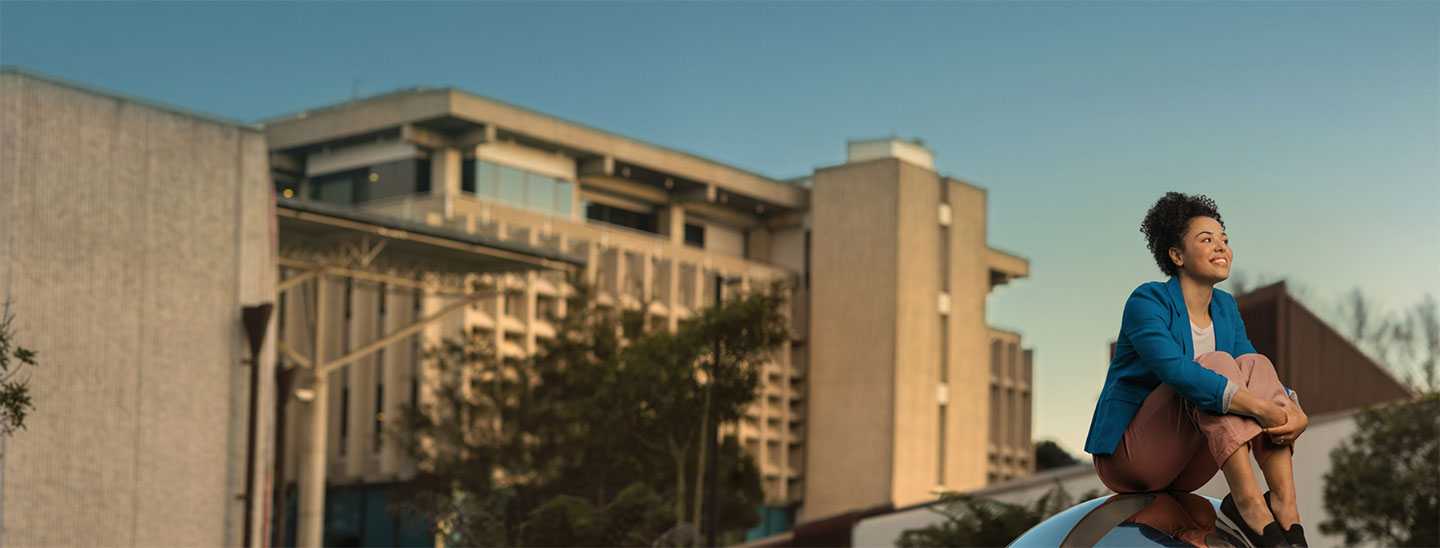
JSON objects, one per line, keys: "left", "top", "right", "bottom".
{"left": 463, "top": 159, "right": 573, "bottom": 217}
{"left": 310, "top": 169, "right": 362, "bottom": 205}
{"left": 461, "top": 159, "right": 476, "bottom": 194}
{"left": 585, "top": 202, "right": 657, "bottom": 233}
{"left": 498, "top": 165, "right": 526, "bottom": 204}
{"left": 803, "top": 230, "right": 811, "bottom": 289}
{"left": 937, "top": 404, "right": 947, "bottom": 486}
{"left": 307, "top": 156, "right": 431, "bottom": 205}
{"left": 274, "top": 173, "right": 302, "bottom": 200}
{"left": 505, "top": 292, "right": 524, "bottom": 319}
{"left": 684, "top": 223, "right": 705, "bottom": 247}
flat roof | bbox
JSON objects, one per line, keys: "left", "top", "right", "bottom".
{"left": 263, "top": 87, "right": 809, "bottom": 211}
{"left": 277, "top": 197, "right": 585, "bottom": 275}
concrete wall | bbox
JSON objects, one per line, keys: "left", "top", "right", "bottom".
{"left": 945, "top": 179, "right": 992, "bottom": 495}
{"left": 890, "top": 161, "right": 942, "bottom": 508}
{"left": 0, "top": 71, "right": 275, "bottom": 547}
{"left": 806, "top": 159, "right": 902, "bottom": 521}
{"left": 804, "top": 159, "right": 1015, "bottom": 522}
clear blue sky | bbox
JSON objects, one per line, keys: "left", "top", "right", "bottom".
{"left": 4, "top": 1, "right": 1437, "bottom": 456}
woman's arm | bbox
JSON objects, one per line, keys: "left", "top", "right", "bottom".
{"left": 1227, "top": 389, "right": 1288, "bottom": 428}
{"left": 1122, "top": 288, "right": 1231, "bottom": 412}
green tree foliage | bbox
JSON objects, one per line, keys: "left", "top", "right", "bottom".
{"left": 0, "top": 301, "right": 38, "bottom": 438}
{"left": 1034, "top": 440, "right": 1080, "bottom": 471}
{"left": 396, "top": 278, "right": 789, "bottom": 546}
{"left": 1320, "top": 394, "right": 1440, "bottom": 547}
{"left": 895, "top": 484, "right": 1100, "bottom": 547}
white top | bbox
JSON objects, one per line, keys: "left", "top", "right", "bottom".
{"left": 1192, "top": 318, "right": 1235, "bottom": 412}
{"left": 1191, "top": 319, "right": 1216, "bottom": 358}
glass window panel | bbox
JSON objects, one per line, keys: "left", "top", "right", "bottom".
{"left": 554, "top": 180, "right": 573, "bottom": 217}
{"left": 312, "top": 172, "right": 356, "bottom": 205}
{"left": 415, "top": 156, "right": 431, "bottom": 194}
{"left": 367, "top": 159, "right": 418, "bottom": 202}
{"left": 477, "top": 160, "right": 497, "bottom": 197}
{"left": 684, "top": 223, "right": 705, "bottom": 247}
{"left": 527, "top": 173, "right": 555, "bottom": 212}
{"left": 461, "top": 160, "right": 475, "bottom": 194}
{"left": 498, "top": 165, "right": 525, "bottom": 205}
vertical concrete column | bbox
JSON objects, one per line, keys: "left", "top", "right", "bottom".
{"left": 658, "top": 203, "right": 685, "bottom": 245}
{"left": 379, "top": 287, "right": 400, "bottom": 475}
{"left": 745, "top": 228, "right": 771, "bottom": 262}
{"left": 665, "top": 260, "right": 679, "bottom": 332}
{"left": 690, "top": 265, "right": 704, "bottom": 310}
{"left": 614, "top": 250, "right": 628, "bottom": 300}
{"left": 298, "top": 275, "right": 328, "bottom": 548}
{"left": 344, "top": 285, "right": 368, "bottom": 479}
{"left": 641, "top": 253, "right": 654, "bottom": 306}
{"left": 523, "top": 271, "right": 538, "bottom": 355}
{"left": 585, "top": 243, "right": 599, "bottom": 287}
{"left": 555, "top": 238, "right": 571, "bottom": 320}
{"left": 492, "top": 276, "right": 506, "bottom": 359}
{"left": 432, "top": 148, "right": 462, "bottom": 219}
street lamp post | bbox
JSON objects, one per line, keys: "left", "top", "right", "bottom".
{"left": 705, "top": 274, "right": 742, "bottom": 548}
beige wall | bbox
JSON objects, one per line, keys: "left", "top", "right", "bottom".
{"left": 804, "top": 158, "right": 1022, "bottom": 522}
{"left": 890, "top": 161, "right": 943, "bottom": 508}
{"left": 945, "top": 179, "right": 992, "bottom": 494}
{"left": 0, "top": 71, "right": 275, "bottom": 547}
{"left": 807, "top": 159, "right": 902, "bottom": 520}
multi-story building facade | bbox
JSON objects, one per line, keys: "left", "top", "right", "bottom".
{"left": 261, "top": 86, "right": 1032, "bottom": 537}
{"left": 988, "top": 329, "right": 1035, "bottom": 484}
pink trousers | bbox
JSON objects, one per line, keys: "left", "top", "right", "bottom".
{"left": 1094, "top": 351, "right": 1295, "bottom": 493}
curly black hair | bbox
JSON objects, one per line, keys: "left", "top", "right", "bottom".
{"left": 1141, "top": 192, "right": 1225, "bottom": 277}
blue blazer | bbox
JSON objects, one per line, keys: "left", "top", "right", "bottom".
{"left": 1084, "top": 276, "right": 1266, "bottom": 455}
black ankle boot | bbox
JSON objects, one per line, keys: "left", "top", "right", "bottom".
{"left": 1264, "top": 491, "right": 1310, "bottom": 547}
{"left": 1221, "top": 493, "right": 1292, "bottom": 547}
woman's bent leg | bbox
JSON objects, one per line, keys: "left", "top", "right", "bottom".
{"left": 1193, "top": 352, "right": 1290, "bottom": 466}
{"left": 1257, "top": 443, "right": 1300, "bottom": 528}
{"left": 1094, "top": 385, "right": 1207, "bottom": 493}
{"left": 1221, "top": 443, "right": 1279, "bottom": 534}
{"left": 1234, "top": 353, "right": 1296, "bottom": 465}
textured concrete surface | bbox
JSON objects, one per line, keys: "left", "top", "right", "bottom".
{"left": 0, "top": 70, "right": 275, "bottom": 547}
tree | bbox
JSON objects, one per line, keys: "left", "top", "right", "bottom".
{"left": 0, "top": 301, "right": 38, "bottom": 439}
{"left": 1320, "top": 394, "right": 1439, "bottom": 546}
{"left": 1336, "top": 289, "right": 1438, "bottom": 391}
{"left": 895, "top": 483, "right": 1101, "bottom": 547}
{"left": 395, "top": 277, "right": 790, "bottom": 546}
{"left": 1033, "top": 440, "right": 1079, "bottom": 471}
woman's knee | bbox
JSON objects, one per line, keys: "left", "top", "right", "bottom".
{"left": 1235, "top": 353, "right": 1278, "bottom": 376}
{"left": 1195, "top": 351, "right": 1241, "bottom": 378}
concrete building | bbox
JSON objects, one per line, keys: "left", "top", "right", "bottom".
{"left": 261, "top": 86, "right": 1032, "bottom": 538}
{"left": 0, "top": 66, "right": 1037, "bottom": 545}
{"left": 988, "top": 328, "right": 1035, "bottom": 484}
{"left": 0, "top": 69, "right": 276, "bottom": 546}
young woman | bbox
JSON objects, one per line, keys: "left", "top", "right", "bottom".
{"left": 1084, "top": 192, "right": 1309, "bottom": 547}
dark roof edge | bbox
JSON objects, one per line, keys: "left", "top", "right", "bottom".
{"left": 277, "top": 197, "right": 586, "bottom": 267}
{"left": 0, "top": 66, "right": 262, "bottom": 132}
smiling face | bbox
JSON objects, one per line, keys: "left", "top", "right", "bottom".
{"left": 1168, "top": 216, "right": 1231, "bottom": 284}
